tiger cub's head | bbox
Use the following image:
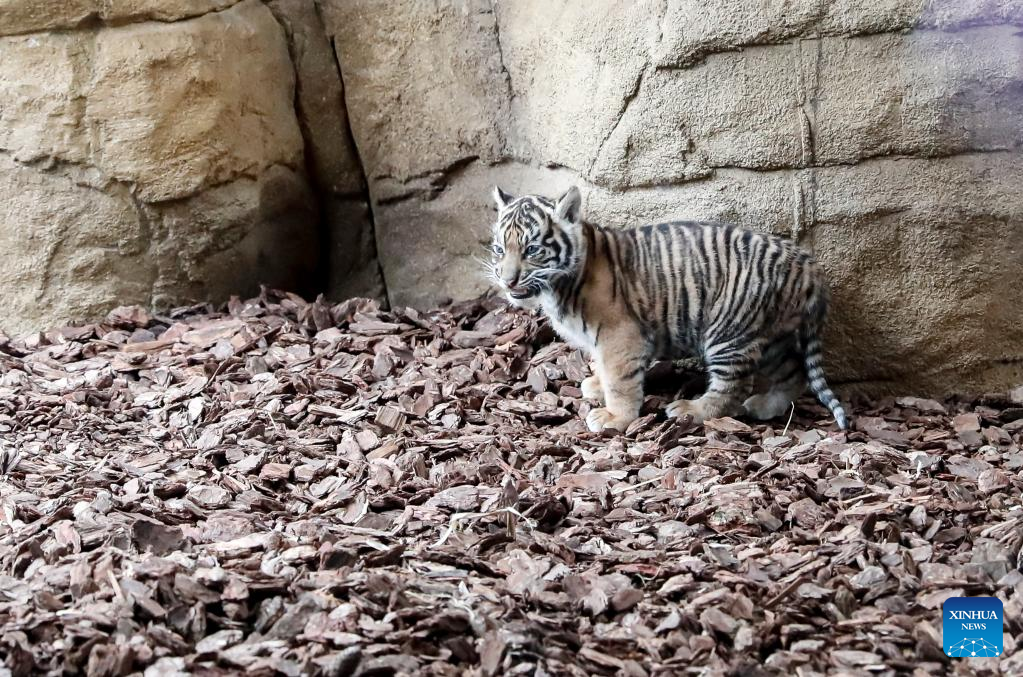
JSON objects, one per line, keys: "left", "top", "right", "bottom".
{"left": 486, "top": 185, "right": 584, "bottom": 307}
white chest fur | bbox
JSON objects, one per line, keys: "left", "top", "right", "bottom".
{"left": 541, "top": 295, "right": 594, "bottom": 354}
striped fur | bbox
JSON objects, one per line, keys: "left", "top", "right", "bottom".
{"left": 485, "top": 185, "right": 848, "bottom": 432}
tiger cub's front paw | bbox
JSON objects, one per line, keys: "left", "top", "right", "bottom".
{"left": 581, "top": 375, "right": 604, "bottom": 402}
{"left": 585, "top": 407, "right": 633, "bottom": 433}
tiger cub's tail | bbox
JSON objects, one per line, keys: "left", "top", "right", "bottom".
{"left": 801, "top": 283, "right": 849, "bottom": 430}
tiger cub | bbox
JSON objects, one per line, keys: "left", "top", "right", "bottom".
{"left": 486, "top": 185, "right": 848, "bottom": 433}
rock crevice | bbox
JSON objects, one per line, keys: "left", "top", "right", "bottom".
{"left": 265, "top": 0, "right": 385, "bottom": 304}
{"left": 328, "top": 35, "right": 389, "bottom": 305}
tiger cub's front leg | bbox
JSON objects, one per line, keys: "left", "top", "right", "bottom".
{"left": 584, "top": 328, "right": 650, "bottom": 433}
{"left": 580, "top": 365, "right": 603, "bottom": 402}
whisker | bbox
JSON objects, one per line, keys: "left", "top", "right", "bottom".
{"left": 472, "top": 255, "right": 500, "bottom": 281}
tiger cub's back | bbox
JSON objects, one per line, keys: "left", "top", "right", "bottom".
{"left": 599, "top": 221, "right": 826, "bottom": 356}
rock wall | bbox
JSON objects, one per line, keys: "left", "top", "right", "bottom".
{"left": 323, "top": 0, "right": 1023, "bottom": 396}
{"left": 1, "top": 0, "right": 1020, "bottom": 396}
{"left": 0, "top": 0, "right": 382, "bottom": 336}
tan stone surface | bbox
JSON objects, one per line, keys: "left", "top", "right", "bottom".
{"left": 321, "top": 0, "right": 511, "bottom": 182}
{"left": 814, "top": 26, "right": 1023, "bottom": 163}
{"left": 0, "top": 34, "right": 81, "bottom": 167}
{"left": 588, "top": 49, "right": 803, "bottom": 189}
{"left": 145, "top": 165, "right": 318, "bottom": 308}
{"left": 0, "top": 0, "right": 319, "bottom": 334}
{"left": 0, "top": 158, "right": 318, "bottom": 337}
{"left": 90, "top": 0, "right": 303, "bottom": 201}
{"left": 266, "top": 0, "right": 363, "bottom": 196}
{"left": 0, "top": 0, "right": 241, "bottom": 36}
{"left": 493, "top": 0, "right": 657, "bottom": 177}
{"left": 1, "top": 0, "right": 303, "bottom": 202}
{"left": 654, "top": 0, "right": 1023, "bottom": 67}
{"left": 811, "top": 153, "right": 1023, "bottom": 395}
{"left": 0, "top": 154, "right": 150, "bottom": 335}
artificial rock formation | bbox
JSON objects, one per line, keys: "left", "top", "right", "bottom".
{"left": 0, "top": 0, "right": 380, "bottom": 335}
{"left": 0, "top": 0, "right": 1020, "bottom": 397}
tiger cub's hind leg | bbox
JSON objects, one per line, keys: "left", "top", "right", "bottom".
{"left": 743, "top": 335, "right": 806, "bottom": 421}
{"left": 667, "top": 340, "right": 763, "bottom": 425}
{"left": 743, "top": 372, "right": 805, "bottom": 421}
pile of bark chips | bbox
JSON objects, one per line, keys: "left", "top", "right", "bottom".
{"left": 0, "top": 289, "right": 1019, "bottom": 676}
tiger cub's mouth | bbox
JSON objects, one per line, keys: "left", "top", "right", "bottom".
{"left": 508, "top": 287, "right": 536, "bottom": 300}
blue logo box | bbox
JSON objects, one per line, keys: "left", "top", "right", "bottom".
{"left": 943, "top": 597, "right": 1003, "bottom": 658}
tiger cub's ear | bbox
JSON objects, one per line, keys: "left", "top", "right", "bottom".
{"left": 554, "top": 186, "right": 582, "bottom": 224}
{"left": 493, "top": 186, "right": 514, "bottom": 210}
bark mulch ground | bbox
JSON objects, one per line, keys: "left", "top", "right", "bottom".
{"left": 0, "top": 290, "right": 1020, "bottom": 676}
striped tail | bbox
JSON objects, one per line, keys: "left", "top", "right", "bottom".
{"left": 801, "top": 285, "right": 849, "bottom": 430}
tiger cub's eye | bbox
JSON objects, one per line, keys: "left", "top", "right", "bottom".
{"left": 524, "top": 245, "right": 542, "bottom": 258}
{"left": 491, "top": 244, "right": 504, "bottom": 257}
